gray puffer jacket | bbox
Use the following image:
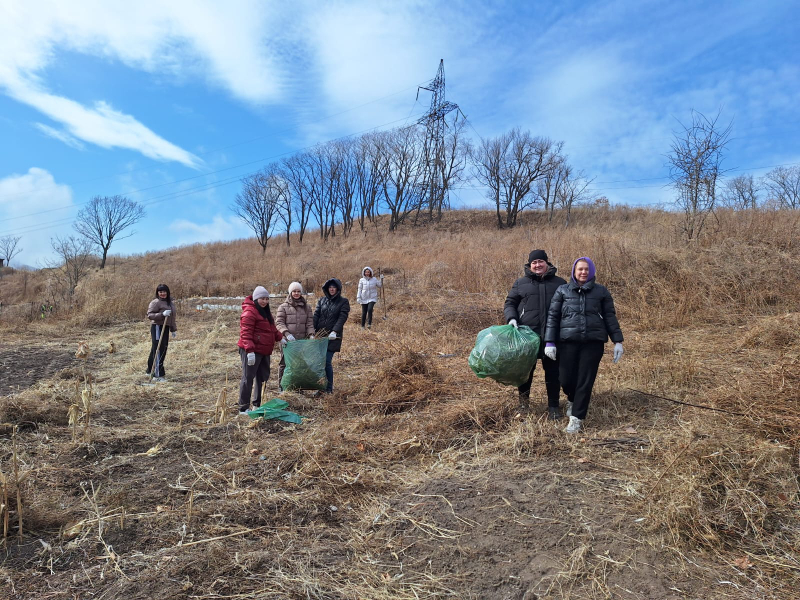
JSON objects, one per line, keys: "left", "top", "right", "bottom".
{"left": 544, "top": 279, "right": 623, "bottom": 344}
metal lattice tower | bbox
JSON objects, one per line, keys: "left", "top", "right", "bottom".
{"left": 416, "top": 59, "right": 461, "bottom": 221}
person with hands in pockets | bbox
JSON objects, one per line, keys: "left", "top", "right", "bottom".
{"left": 146, "top": 283, "right": 177, "bottom": 381}
{"left": 356, "top": 266, "right": 383, "bottom": 330}
{"left": 313, "top": 278, "right": 350, "bottom": 394}
{"left": 504, "top": 250, "right": 567, "bottom": 419}
{"left": 275, "top": 281, "right": 315, "bottom": 388}
{"left": 544, "top": 257, "right": 624, "bottom": 434}
{"left": 237, "top": 286, "right": 283, "bottom": 414}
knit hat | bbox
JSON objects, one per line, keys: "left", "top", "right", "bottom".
{"left": 572, "top": 257, "right": 596, "bottom": 282}
{"left": 252, "top": 285, "right": 269, "bottom": 300}
{"left": 288, "top": 281, "right": 304, "bottom": 294}
{"left": 528, "top": 249, "right": 548, "bottom": 263}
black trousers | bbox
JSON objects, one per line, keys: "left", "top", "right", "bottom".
{"left": 239, "top": 349, "right": 270, "bottom": 411}
{"left": 558, "top": 341, "right": 605, "bottom": 420}
{"left": 518, "top": 346, "right": 561, "bottom": 407}
{"left": 360, "top": 302, "right": 376, "bottom": 327}
{"left": 147, "top": 324, "right": 170, "bottom": 377}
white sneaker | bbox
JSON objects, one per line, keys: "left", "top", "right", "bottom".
{"left": 154, "top": 377, "right": 167, "bottom": 382}
{"left": 565, "top": 415, "right": 583, "bottom": 434}
{"left": 566, "top": 401, "right": 573, "bottom": 417}
{"left": 239, "top": 410, "right": 250, "bottom": 416}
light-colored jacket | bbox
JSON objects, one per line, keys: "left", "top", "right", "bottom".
{"left": 276, "top": 294, "right": 314, "bottom": 339}
{"left": 356, "top": 266, "right": 382, "bottom": 304}
{"left": 147, "top": 298, "right": 177, "bottom": 332}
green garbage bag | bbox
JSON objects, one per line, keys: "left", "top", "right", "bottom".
{"left": 468, "top": 324, "right": 541, "bottom": 387}
{"left": 247, "top": 398, "right": 304, "bottom": 424}
{"left": 280, "top": 338, "right": 329, "bottom": 391}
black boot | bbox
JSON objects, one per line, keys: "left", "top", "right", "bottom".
{"left": 548, "top": 406, "right": 562, "bottom": 420}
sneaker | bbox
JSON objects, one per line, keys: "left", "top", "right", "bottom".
{"left": 566, "top": 401, "right": 573, "bottom": 417}
{"left": 154, "top": 377, "right": 167, "bottom": 382}
{"left": 565, "top": 415, "right": 583, "bottom": 434}
{"left": 239, "top": 410, "right": 250, "bottom": 416}
{"left": 548, "top": 406, "right": 562, "bottom": 421}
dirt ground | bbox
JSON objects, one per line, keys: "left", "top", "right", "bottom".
{"left": 0, "top": 310, "right": 797, "bottom": 599}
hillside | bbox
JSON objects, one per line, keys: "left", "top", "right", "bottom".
{"left": 1, "top": 207, "right": 799, "bottom": 599}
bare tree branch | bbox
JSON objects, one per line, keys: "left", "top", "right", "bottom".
{"left": 74, "top": 195, "right": 145, "bottom": 268}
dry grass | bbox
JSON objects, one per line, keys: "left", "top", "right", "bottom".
{"left": 0, "top": 207, "right": 799, "bottom": 598}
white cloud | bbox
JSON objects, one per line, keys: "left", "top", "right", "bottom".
{"left": 34, "top": 123, "right": 85, "bottom": 150}
{"left": 0, "top": 168, "right": 74, "bottom": 267}
{"left": 169, "top": 214, "right": 242, "bottom": 245}
{"left": 0, "top": 0, "right": 290, "bottom": 164}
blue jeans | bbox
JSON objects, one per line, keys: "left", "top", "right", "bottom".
{"left": 325, "top": 350, "right": 335, "bottom": 393}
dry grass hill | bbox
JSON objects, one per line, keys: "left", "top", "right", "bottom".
{"left": 0, "top": 207, "right": 799, "bottom": 599}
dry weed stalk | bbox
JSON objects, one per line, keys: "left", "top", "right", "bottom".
{"left": 12, "top": 424, "right": 22, "bottom": 541}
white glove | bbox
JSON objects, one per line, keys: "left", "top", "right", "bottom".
{"left": 162, "top": 309, "right": 172, "bottom": 317}
{"left": 544, "top": 345, "right": 557, "bottom": 361}
{"left": 286, "top": 333, "right": 295, "bottom": 342}
{"left": 508, "top": 319, "right": 518, "bottom": 329}
{"left": 309, "top": 335, "right": 315, "bottom": 340}
{"left": 613, "top": 342, "right": 624, "bottom": 363}
{"left": 328, "top": 331, "right": 337, "bottom": 340}
{"left": 280, "top": 338, "right": 288, "bottom": 348}
{"left": 380, "top": 274, "right": 384, "bottom": 279}
{"left": 247, "top": 352, "right": 256, "bottom": 366}
{"left": 171, "top": 331, "right": 176, "bottom": 340}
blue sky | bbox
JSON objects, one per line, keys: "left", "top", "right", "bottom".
{"left": 0, "top": 0, "right": 798, "bottom": 267}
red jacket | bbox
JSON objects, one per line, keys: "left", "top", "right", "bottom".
{"left": 237, "top": 296, "right": 283, "bottom": 355}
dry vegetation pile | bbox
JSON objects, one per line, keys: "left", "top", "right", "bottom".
{"left": 0, "top": 207, "right": 799, "bottom": 599}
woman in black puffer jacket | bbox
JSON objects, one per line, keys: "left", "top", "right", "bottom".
{"left": 544, "top": 257, "right": 624, "bottom": 434}
{"left": 313, "top": 278, "right": 350, "bottom": 393}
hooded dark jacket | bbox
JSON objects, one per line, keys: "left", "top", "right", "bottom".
{"left": 313, "top": 278, "right": 350, "bottom": 352}
{"left": 544, "top": 278, "right": 623, "bottom": 344}
{"left": 503, "top": 263, "right": 567, "bottom": 339}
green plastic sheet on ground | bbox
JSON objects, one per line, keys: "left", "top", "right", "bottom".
{"left": 468, "top": 324, "right": 541, "bottom": 387}
{"left": 280, "top": 338, "right": 329, "bottom": 391}
{"left": 247, "top": 398, "right": 304, "bottom": 423}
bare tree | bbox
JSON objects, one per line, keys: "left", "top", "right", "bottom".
{"left": 50, "top": 235, "right": 94, "bottom": 301}
{"left": 555, "top": 169, "right": 593, "bottom": 227}
{"left": 720, "top": 174, "right": 760, "bottom": 210}
{"left": 762, "top": 165, "right": 800, "bottom": 209}
{"left": 668, "top": 110, "right": 732, "bottom": 240}
{"left": 473, "top": 128, "right": 562, "bottom": 229}
{"left": 74, "top": 195, "right": 145, "bottom": 268}
{"left": 0, "top": 235, "right": 22, "bottom": 267}
{"left": 281, "top": 153, "right": 315, "bottom": 243}
{"left": 354, "top": 132, "right": 387, "bottom": 231}
{"left": 378, "top": 127, "right": 426, "bottom": 231}
{"left": 233, "top": 167, "right": 285, "bottom": 253}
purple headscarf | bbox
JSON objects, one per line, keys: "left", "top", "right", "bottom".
{"left": 571, "top": 256, "right": 596, "bottom": 283}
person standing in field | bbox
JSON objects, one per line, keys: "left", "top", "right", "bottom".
{"left": 356, "top": 266, "right": 383, "bottom": 330}
{"left": 275, "top": 281, "right": 315, "bottom": 388}
{"left": 504, "top": 250, "right": 567, "bottom": 419}
{"left": 237, "top": 286, "right": 283, "bottom": 414}
{"left": 544, "top": 257, "right": 624, "bottom": 434}
{"left": 313, "top": 278, "right": 350, "bottom": 394}
{"left": 146, "top": 283, "right": 177, "bottom": 381}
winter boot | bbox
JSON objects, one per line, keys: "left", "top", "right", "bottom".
{"left": 566, "top": 401, "right": 573, "bottom": 417}
{"left": 548, "top": 406, "right": 562, "bottom": 421}
{"left": 565, "top": 415, "right": 583, "bottom": 434}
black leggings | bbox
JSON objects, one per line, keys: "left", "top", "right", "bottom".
{"left": 361, "top": 302, "right": 376, "bottom": 327}
{"left": 147, "top": 324, "right": 170, "bottom": 377}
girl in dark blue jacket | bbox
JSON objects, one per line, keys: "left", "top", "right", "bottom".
{"left": 544, "top": 257, "right": 624, "bottom": 433}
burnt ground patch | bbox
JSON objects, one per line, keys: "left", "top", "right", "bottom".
{"left": 0, "top": 345, "right": 100, "bottom": 396}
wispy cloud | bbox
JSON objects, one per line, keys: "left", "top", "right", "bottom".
{"left": 0, "top": 0, "right": 291, "bottom": 164}
{"left": 34, "top": 123, "right": 85, "bottom": 150}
